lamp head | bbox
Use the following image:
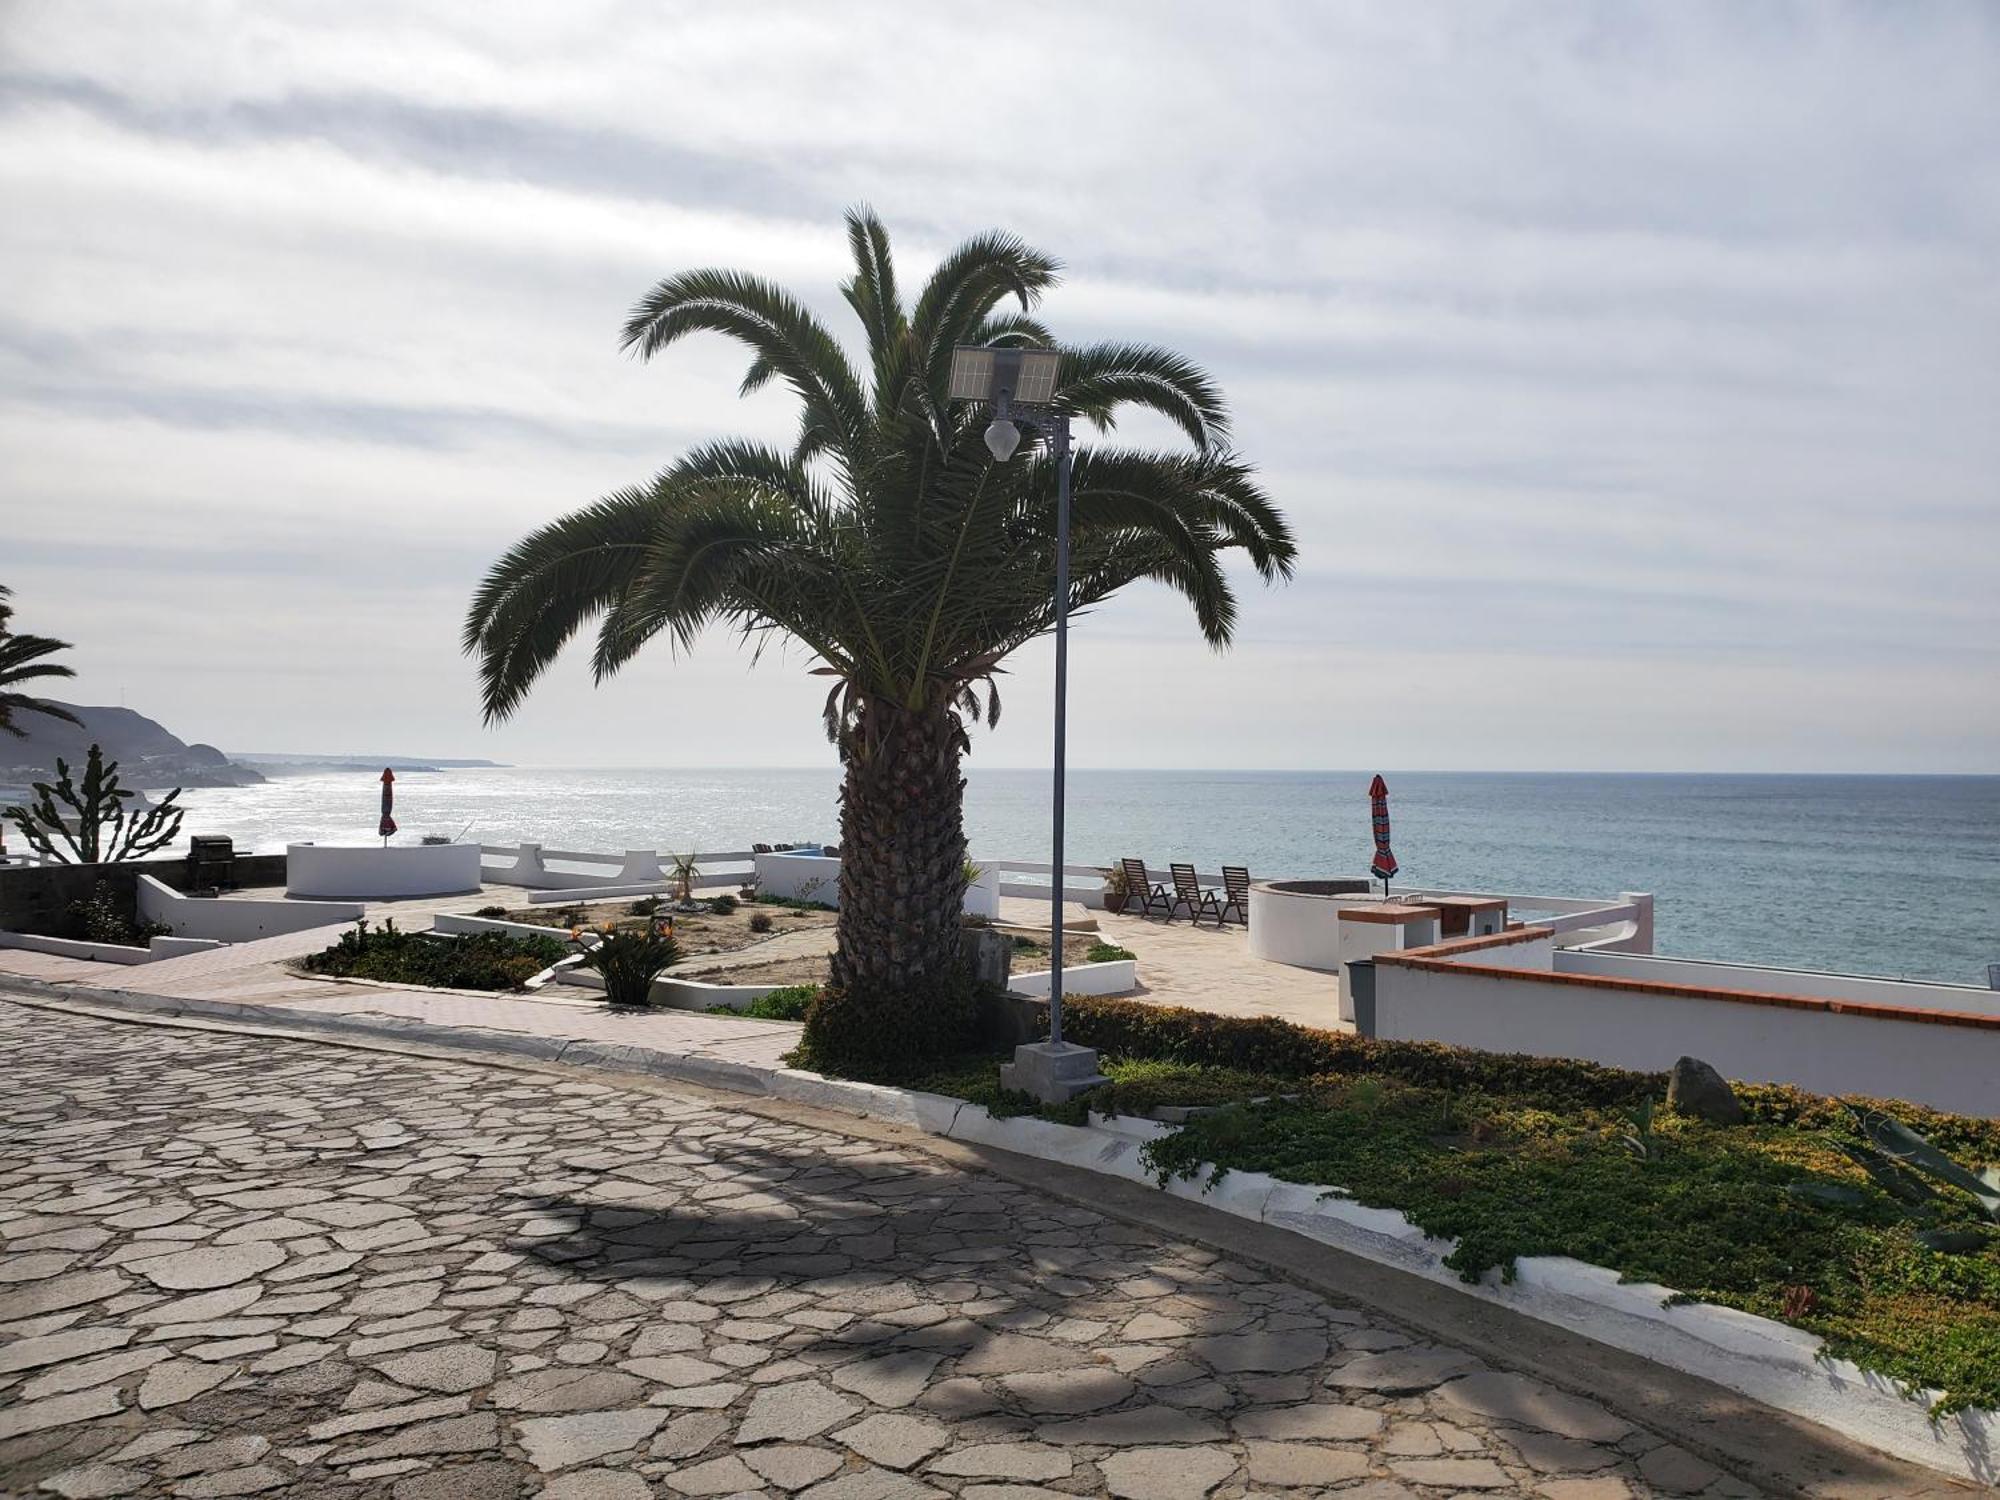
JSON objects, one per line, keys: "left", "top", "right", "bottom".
{"left": 984, "top": 417, "right": 1022, "bottom": 463}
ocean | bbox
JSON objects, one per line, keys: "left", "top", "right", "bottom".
{"left": 169, "top": 768, "right": 2000, "bottom": 987}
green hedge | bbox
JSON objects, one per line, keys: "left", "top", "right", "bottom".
{"left": 1056, "top": 995, "right": 1660, "bottom": 1111}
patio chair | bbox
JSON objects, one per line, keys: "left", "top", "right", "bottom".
{"left": 752, "top": 843, "right": 773, "bottom": 854}
{"left": 1170, "top": 863, "right": 1225, "bottom": 927}
{"left": 1119, "top": 857, "right": 1172, "bottom": 920}
{"left": 1218, "top": 865, "right": 1252, "bottom": 926}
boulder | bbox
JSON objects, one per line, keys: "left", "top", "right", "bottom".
{"left": 1666, "top": 1057, "right": 1743, "bottom": 1125}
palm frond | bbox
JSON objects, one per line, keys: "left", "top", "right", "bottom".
{"left": 462, "top": 486, "right": 664, "bottom": 723}
{"left": 1059, "top": 342, "right": 1231, "bottom": 451}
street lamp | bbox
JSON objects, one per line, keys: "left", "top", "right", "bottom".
{"left": 949, "top": 345, "right": 1106, "bottom": 1104}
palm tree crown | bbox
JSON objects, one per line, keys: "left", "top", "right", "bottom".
{"left": 0, "top": 584, "right": 81, "bottom": 739}
{"left": 466, "top": 209, "right": 1295, "bottom": 1072}
{"left": 466, "top": 209, "right": 1295, "bottom": 740}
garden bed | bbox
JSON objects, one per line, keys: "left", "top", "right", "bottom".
{"left": 298, "top": 920, "right": 568, "bottom": 993}
{"left": 908, "top": 995, "right": 2000, "bottom": 1417}
{"left": 679, "top": 931, "right": 1124, "bottom": 988}
{"left": 480, "top": 895, "right": 835, "bottom": 958}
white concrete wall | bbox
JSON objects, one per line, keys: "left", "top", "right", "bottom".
{"left": 479, "top": 844, "right": 755, "bottom": 892}
{"left": 1248, "top": 885, "right": 1352, "bottom": 970}
{"left": 0, "top": 929, "right": 153, "bottom": 964}
{"left": 432, "top": 912, "right": 574, "bottom": 944}
{"left": 1557, "top": 949, "right": 2000, "bottom": 1018}
{"left": 1373, "top": 958, "right": 2000, "bottom": 1116}
{"left": 753, "top": 852, "right": 841, "bottom": 907}
{"left": 964, "top": 861, "right": 1001, "bottom": 920}
{"left": 1006, "top": 958, "right": 1138, "bottom": 999}
{"left": 138, "top": 875, "right": 362, "bottom": 942}
{"left": 286, "top": 842, "right": 481, "bottom": 901}
{"left": 752, "top": 851, "right": 998, "bottom": 918}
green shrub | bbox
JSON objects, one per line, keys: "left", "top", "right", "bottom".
{"left": 747, "top": 911, "right": 774, "bottom": 934}
{"left": 1058, "top": 995, "right": 1657, "bottom": 1112}
{"left": 1084, "top": 942, "right": 1136, "bottom": 963}
{"left": 579, "top": 924, "right": 683, "bottom": 1008}
{"left": 301, "top": 919, "right": 566, "bottom": 992}
{"left": 707, "top": 894, "right": 739, "bottom": 916}
{"left": 743, "top": 983, "right": 819, "bottom": 1021}
{"left": 473, "top": 905, "right": 510, "bottom": 918}
{"left": 796, "top": 975, "right": 981, "bottom": 1082}
{"left": 628, "top": 895, "right": 662, "bottom": 916}
{"left": 63, "top": 881, "right": 171, "bottom": 947}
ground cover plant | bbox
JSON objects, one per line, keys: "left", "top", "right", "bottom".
{"left": 906, "top": 995, "right": 2000, "bottom": 1414}
{"left": 300, "top": 920, "right": 567, "bottom": 993}
{"left": 708, "top": 983, "right": 820, "bottom": 1021}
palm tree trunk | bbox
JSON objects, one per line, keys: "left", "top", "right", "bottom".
{"left": 829, "top": 698, "right": 967, "bottom": 998}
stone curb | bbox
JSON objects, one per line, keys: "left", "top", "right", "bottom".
{"left": 4, "top": 977, "right": 1992, "bottom": 1489}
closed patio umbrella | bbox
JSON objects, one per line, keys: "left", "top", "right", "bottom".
{"left": 379, "top": 767, "right": 397, "bottom": 845}
{"left": 1368, "top": 774, "right": 1398, "bottom": 895}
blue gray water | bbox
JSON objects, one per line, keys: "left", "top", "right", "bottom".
{"left": 172, "top": 768, "right": 2000, "bottom": 986}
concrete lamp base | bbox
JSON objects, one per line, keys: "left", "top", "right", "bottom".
{"left": 1000, "top": 1041, "right": 1109, "bottom": 1104}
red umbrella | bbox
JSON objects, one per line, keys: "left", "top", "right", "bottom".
{"left": 1367, "top": 774, "right": 1398, "bottom": 893}
{"left": 379, "top": 767, "right": 398, "bottom": 844}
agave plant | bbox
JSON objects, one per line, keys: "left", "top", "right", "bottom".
{"left": 465, "top": 209, "right": 1294, "bottom": 1066}
{"left": 1845, "top": 1104, "right": 2000, "bottom": 1223}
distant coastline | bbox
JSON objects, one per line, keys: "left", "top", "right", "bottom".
{"left": 231, "top": 754, "right": 511, "bottom": 776}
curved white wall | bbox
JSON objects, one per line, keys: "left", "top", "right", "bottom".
{"left": 287, "top": 843, "right": 481, "bottom": 901}
{"left": 1248, "top": 883, "right": 1355, "bottom": 970}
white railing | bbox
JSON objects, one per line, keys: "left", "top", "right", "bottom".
{"left": 478, "top": 843, "right": 756, "bottom": 893}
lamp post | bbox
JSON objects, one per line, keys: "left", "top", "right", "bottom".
{"left": 949, "top": 346, "right": 1106, "bottom": 1103}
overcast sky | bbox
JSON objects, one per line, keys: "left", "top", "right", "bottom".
{"left": 3, "top": 3, "right": 1995, "bottom": 772}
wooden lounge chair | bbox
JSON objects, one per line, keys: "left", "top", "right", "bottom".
{"left": 1170, "top": 863, "right": 1225, "bottom": 927}
{"left": 1218, "top": 865, "right": 1251, "bottom": 926}
{"left": 1119, "top": 857, "right": 1172, "bottom": 919}
{"left": 752, "top": 843, "right": 773, "bottom": 854}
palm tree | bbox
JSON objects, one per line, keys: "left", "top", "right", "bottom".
{"left": 0, "top": 585, "right": 82, "bottom": 739}
{"left": 466, "top": 209, "right": 1295, "bottom": 1060}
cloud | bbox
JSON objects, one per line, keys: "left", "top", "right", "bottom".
{"left": 0, "top": 1, "right": 1993, "bottom": 770}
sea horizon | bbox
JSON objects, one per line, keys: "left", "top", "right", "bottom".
{"left": 169, "top": 765, "right": 2000, "bottom": 990}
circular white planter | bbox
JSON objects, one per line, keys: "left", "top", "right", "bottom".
{"left": 1246, "top": 878, "right": 1376, "bottom": 970}
{"left": 286, "top": 842, "right": 482, "bottom": 901}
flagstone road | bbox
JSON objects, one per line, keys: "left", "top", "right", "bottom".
{"left": 0, "top": 1001, "right": 1767, "bottom": 1500}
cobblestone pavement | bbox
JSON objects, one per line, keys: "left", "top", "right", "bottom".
{"left": 0, "top": 1004, "right": 1765, "bottom": 1500}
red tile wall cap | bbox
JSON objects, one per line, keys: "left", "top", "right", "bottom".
{"left": 1389, "top": 926, "right": 1551, "bottom": 959}
{"left": 1338, "top": 904, "right": 1442, "bottom": 924}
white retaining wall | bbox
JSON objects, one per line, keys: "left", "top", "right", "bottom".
{"left": 1373, "top": 951, "right": 2000, "bottom": 1116}
{"left": 481, "top": 844, "right": 756, "bottom": 892}
{"left": 753, "top": 851, "right": 1001, "bottom": 918}
{"left": 138, "top": 875, "right": 362, "bottom": 943}
{"left": 1558, "top": 949, "right": 2000, "bottom": 1017}
{"left": 0, "top": 926, "right": 230, "bottom": 964}
{"left": 1005, "top": 958, "right": 1137, "bottom": 999}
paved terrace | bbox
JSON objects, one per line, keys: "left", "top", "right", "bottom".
{"left": 0, "top": 1001, "right": 1817, "bottom": 1500}
{"left": 0, "top": 885, "right": 1344, "bottom": 1033}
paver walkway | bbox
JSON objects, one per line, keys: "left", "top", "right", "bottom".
{"left": 0, "top": 882, "right": 1342, "bottom": 1029}
{"left": 0, "top": 1002, "right": 1763, "bottom": 1500}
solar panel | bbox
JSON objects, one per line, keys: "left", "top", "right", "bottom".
{"left": 946, "top": 348, "right": 995, "bottom": 401}
{"left": 1012, "top": 350, "right": 1059, "bottom": 404}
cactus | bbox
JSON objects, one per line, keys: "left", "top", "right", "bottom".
{"left": 4, "top": 744, "right": 184, "bottom": 864}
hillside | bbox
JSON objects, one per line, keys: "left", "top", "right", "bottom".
{"left": 0, "top": 703, "right": 265, "bottom": 788}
